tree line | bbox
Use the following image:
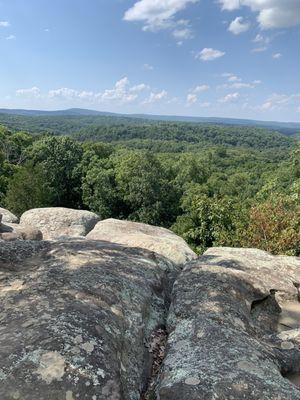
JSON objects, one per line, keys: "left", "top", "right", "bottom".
{"left": 0, "top": 123, "right": 299, "bottom": 255}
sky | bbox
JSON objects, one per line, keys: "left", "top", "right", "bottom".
{"left": 0, "top": 0, "right": 300, "bottom": 122}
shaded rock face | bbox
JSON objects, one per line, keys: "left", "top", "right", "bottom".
{"left": 0, "top": 238, "right": 178, "bottom": 400}
{"left": 87, "top": 218, "right": 197, "bottom": 266}
{"left": 0, "top": 214, "right": 43, "bottom": 241}
{"left": 158, "top": 247, "right": 300, "bottom": 400}
{"left": 20, "top": 207, "right": 100, "bottom": 240}
{"left": 0, "top": 207, "right": 18, "bottom": 224}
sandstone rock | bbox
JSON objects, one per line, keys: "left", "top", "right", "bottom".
{"left": 157, "top": 247, "right": 300, "bottom": 399}
{"left": 0, "top": 207, "right": 18, "bottom": 224}
{"left": 0, "top": 232, "right": 23, "bottom": 241}
{"left": 87, "top": 218, "right": 197, "bottom": 266}
{"left": 0, "top": 238, "right": 178, "bottom": 400}
{"left": 0, "top": 222, "right": 43, "bottom": 241}
{"left": 20, "top": 207, "right": 100, "bottom": 239}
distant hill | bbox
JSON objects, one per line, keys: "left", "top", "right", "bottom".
{"left": 0, "top": 108, "right": 299, "bottom": 136}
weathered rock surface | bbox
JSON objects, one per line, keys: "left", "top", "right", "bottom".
{"left": 2, "top": 233, "right": 300, "bottom": 400}
{"left": 20, "top": 207, "right": 100, "bottom": 240}
{"left": 0, "top": 207, "right": 18, "bottom": 224}
{"left": 0, "top": 214, "right": 43, "bottom": 241}
{"left": 0, "top": 238, "right": 179, "bottom": 400}
{"left": 158, "top": 247, "right": 300, "bottom": 399}
{"left": 87, "top": 218, "right": 197, "bottom": 266}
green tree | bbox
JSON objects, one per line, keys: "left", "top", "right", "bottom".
{"left": 172, "top": 193, "right": 242, "bottom": 253}
{"left": 28, "top": 136, "right": 83, "bottom": 208}
{"left": 5, "top": 162, "right": 54, "bottom": 216}
{"left": 114, "top": 150, "right": 178, "bottom": 226}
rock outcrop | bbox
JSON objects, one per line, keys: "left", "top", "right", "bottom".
{"left": 0, "top": 207, "right": 18, "bottom": 224}
{"left": 0, "top": 238, "right": 177, "bottom": 400}
{"left": 1, "top": 212, "right": 300, "bottom": 400}
{"left": 158, "top": 248, "right": 300, "bottom": 399}
{"left": 87, "top": 218, "right": 197, "bottom": 266}
{"left": 20, "top": 207, "right": 100, "bottom": 240}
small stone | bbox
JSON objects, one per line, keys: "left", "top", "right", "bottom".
{"left": 185, "top": 377, "right": 200, "bottom": 386}
{"left": 281, "top": 341, "right": 294, "bottom": 350}
{"left": 66, "top": 391, "right": 74, "bottom": 400}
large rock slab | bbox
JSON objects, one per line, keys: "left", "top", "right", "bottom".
{"left": 0, "top": 207, "right": 18, "bottom": 223}
{"left": 158, "top": 247, "right": 300, "bottom": 400}
{"left": 87, "top": 218, "right": 197, "bottom": 266}
{"left": 0, "top": 238, "right": 178, "bottom": 400}
{"left": 20, "top": 207, "right": 100, "bottom": 239}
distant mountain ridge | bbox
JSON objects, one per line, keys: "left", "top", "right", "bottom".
{"left": 0, "top": 107, "right": 300, "bottom": 136}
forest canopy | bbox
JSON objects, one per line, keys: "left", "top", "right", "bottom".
{"left": 0, "top": 117, "right": 299, "bottom": 256}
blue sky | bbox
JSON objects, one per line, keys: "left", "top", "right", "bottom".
{"left": 1, "top": 0, "right": 300, "bottom": 122}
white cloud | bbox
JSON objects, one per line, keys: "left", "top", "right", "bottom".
{"left": 16, "top": 87, "right": 41, "bottom": 97}
{"left": 143, "top": 90, "right": 168, "bottom": 104}
{"left": 228, "top": 17, "right": 250, "bottom": 34}
{"left": 272, "top": 52, "right": 282, "bottom": 59}
{"left": 143, "top": 63, "right": 154, "bottom": 70}
{"left": 297, "top": 107, "right": 300, "bottom": 113}
{"left": 186, "top": 93, "right": 197, "bottom": 105}
{"left": 124, "top": 0, "right": 198, "bottom": 41}
{"left": 219, "top": 0, "right": 300, "bottom": 29}
{"left": 195, "top": 48, "right": 225, "bottom": 61}
{"left": 219, "top": 0, "right": 240, "bottom": 11}
{"left": 172, "top": 27, "right": 193, "bottom": 40}
{"left": 130, "top": 83, "right": 150, "bottom": 92}
{"left": 228, "top": 75, "right": 241, "bottom": 82}
{"left": 191, "top": 84, "right": 210, "bottom": 93}
{"left": 0, "top": 21, "right": 10, "bottom": 27}
{"left": 259, "top": 92, "right": 300, "bottom": 111}
{"left": 15, "top": 78, "right": 154, "bottom": 106}
{"left": 219, "top": 92, "right": 240, "bottom": 103}
{"left": 48, "top": 87, "right": 95, "bottom": 100}
{"left": 6, "top": 34, "right": 16, "bottom": 40}
{"left": 100, "top": 77, "right": 138, "bottom": 103}
{"left": 251, "top": 46, "right": 268, "bottom": 53}
{"left": 219, "top": 74, "right": 260, "bottom": 90}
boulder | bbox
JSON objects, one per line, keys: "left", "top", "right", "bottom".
{"left": 20, "top": 207, "right": 100, "bottom": 240}
{"left": 0, "top": 207, "right": 18, "bottom": 224}
{"left": 87, "top": 218, "right": 197, "bottom": 266}
{"left": 157, "top": 247, "right": 300, "bottom": 399}
{"left": 0, "top": 221, "right": 43, "bottom": 241}
{"left": 0, "top": 238, "right": 179, "bottom": 400}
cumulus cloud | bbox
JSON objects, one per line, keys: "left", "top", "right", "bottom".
{"left": 219, "top": 92, "right": 240, "bottom": 103}
{"left": 143, "top": 90, "right": 168, "bottom": 104}
{"left": 16, "top": 78, "right": 156, "bottom": 106}
{"left": 186, "top": 93, "right": 197, "bottom": 106}
{"left": 0, "top": 21, "right": 10, "bottom": 27}
{"left": 272, "top": 52, "right": 282, "bottom": 59}
{"left": 124, "top": 0, "right": 197, "bottom": 42}
{"left": 218, "top": 76, "right": 261, "bottom": 90}
{"left": 16, "top": 87, "right": 41, "bottom": 97}
{"left": 195, "top": 48, "right": 225, "bottom": 61}
{"left": 124, "top": 0, "right": 198, "bottom": 30}
{"left": 219, "top": 0, "right": 300, "bottom": 29}
{"left": 192, "top": 84, "right": 210, "bottom": 93}
{"left": 228, "top": 17, "right": 250, "bottom": 34}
